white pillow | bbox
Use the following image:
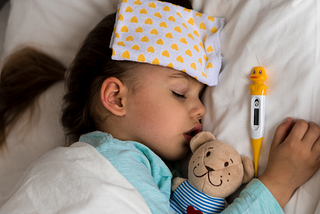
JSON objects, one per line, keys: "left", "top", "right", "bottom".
{"left": 0, "top": 0, "right": 120, "bottom": 206}
{"left": 200, "top": 0, "right": 320, "bottom": 213}
{"left": 3, "top": 0, "right": 120, "bottom": 67}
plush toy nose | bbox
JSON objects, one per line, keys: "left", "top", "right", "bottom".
{"left": 206, "top": 166, "right": 215, "bottom": 172}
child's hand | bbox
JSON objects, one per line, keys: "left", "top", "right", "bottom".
{"left": 259, "top": 118, "right": 320, "bottom": 208}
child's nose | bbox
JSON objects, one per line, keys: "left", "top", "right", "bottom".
{"left": 190, "top": 99, "right": 206, "bottom": 120}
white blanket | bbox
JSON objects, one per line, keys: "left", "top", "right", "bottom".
{"left": 0, "top": 142, "right": 151, "bottom": 214}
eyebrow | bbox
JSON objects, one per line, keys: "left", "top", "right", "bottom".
{"left": 168, "top": 72, "right": 190, "bottom": 80}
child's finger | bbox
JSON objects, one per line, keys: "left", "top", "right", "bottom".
{"left": 271, "top": 117, "right": 293, "bottom": 148}
{"left": 311, "top": 137, "right": 320, "bottom": 161}
{"left": 288, "top": 119, "right": 310, "bottom": 141}
{"left": 302, "top": 122, "right": 320, "bottom": 148}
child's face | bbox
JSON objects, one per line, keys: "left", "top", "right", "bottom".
{"left": 123, "top": 63, "right": 206, "bottom": 161}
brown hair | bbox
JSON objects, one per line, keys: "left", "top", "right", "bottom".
{"left": 0, "top": 47, "right": 66, "bottom": 147}
{"left": 0, "top": 0, "right": 192, "bottom": 146}
{"left": 62, "top": 0, "right": 192, "bottom": 144}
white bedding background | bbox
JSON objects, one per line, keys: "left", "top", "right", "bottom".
{"left": 0, "top": 0, "right": 320, "bottom": 213}
{"left": 0, "top": 142, "right": 151, "bottom": 214}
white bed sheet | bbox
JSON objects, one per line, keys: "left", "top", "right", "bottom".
{"left": 200, "top": 0, "right": 320, "bottom": 213}
{"left": 0, "top": 2, "right": 10, "bottom": 63}
{"left": 0, "top": 142, "right": 151, "bottom": 214}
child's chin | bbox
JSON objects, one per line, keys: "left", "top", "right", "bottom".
{"left": 167, "top": 150, "right": 189, "bottom": 162}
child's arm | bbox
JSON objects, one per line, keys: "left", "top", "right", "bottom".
{"left": 221, "top": 118, "right": 320, "bottom": 214}
{"left": 259, "top": 117, "right": 320, "bottom": 207}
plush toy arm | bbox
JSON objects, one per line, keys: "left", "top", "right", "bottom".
{"left": 225, "top": 199, "right": 229, "bottom": 208}
{"left": 171, "top": 177, "right": 187, "bottom": 191}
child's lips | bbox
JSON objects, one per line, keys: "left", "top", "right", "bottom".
{"left": 184, "top": 123, "right": 203, "bottom": 143}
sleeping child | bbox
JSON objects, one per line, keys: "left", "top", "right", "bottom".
{"left": 1, "top": 0, "right": 320, "bottom": 213}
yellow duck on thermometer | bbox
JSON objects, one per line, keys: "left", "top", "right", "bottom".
{"left": 250, "top": 67, "right": 267, "bottom": 177}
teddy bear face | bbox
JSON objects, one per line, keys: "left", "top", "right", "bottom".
{"left": 188, "top": 140, "right": 244, "bottom": 198}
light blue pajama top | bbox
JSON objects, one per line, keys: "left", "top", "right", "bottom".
{"left": 80, "top": 131, "right": 283, "bottom": 214}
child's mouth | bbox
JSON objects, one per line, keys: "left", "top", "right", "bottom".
{"left": 184, "top": 124, "right": 202, "bottom": 143}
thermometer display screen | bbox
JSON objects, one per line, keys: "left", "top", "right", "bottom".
{"left": 254, "top": 109, "right": 259, "bottom": 125}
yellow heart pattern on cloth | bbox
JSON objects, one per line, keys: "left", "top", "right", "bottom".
{"left": 119, "top": 14, "right": 124, "bottom": 21}
{"left": 174, "top": 26, "right": 181, "bottom": 33}
{"left": 152, "top": 58, "right": 160, "bottom": 65}
{"left": 171, "top": 43, "right": 179, "bottom": 51}
{"left": 162, "top": 50, "right": 170, "bottom": 57}
{"left": 132, "top": 44, "right": 140, "bottom": 50}
{"left": 137, "top": 54, "right": 145, "bottom": 62}
{"left": 150, "top": 29, "right": 158, "bottom": 35}
{"left": 141, "top": 36, "right": 149, "bottom": 42}
{"left": 211, "top": 27, "right": 217, "bottom": 33}
{"left": 190, "top": 62, "right": 196, "bottom": 70}
{"left": 185, "top": 50, "right": 192, "bottom": 57}
{"left": 193, "top": 45, "right": 199, "bottom": 52}
{"left": 140, "top": 8, "right": 147, "bottom": 14}
{"left": 167, "top": 63, "right": 174, "bottom": 68}
{"left": 165, "top": 32, "right": 173, "bottom": 39}
{"left": 154, "top": 12, "right": 162, "bottom": 18}
{"left": 117, "top": 41, "right": 125, "bottom": 46}
{"left": 168, "top": 16, "right": 176, "bottom": 22}
{"left": 145, "top": 18, "right": 153, "bottom": 25}
{"left": 134, "top": 0, "right": 141, "bottom": 5}
{"left": 199, "top": 22, "right": 206, "bottom": 30}
{"left": 148, "top": 2, "right": 156, "bottom": 8}
{"left": 125, "top": 6, "right": 133, "bottom": 12}
{"left": 206, "top": 46, "right": 214, "bottom": 53}
{"left": 206, "top": 62, "right": 213, "bottom": 69}
{"left": 180, "top": 38, "right": 187, "bottom": 44}
{"left": 111, "top": 0, "right": 225, "bottom": 86}
{"left": 122, "top": 51, "right": 130, "bottom": 59}
{"left": 160, "top": 21, "right": 167, "bottom": 28}
{"left": 207, "top": 16, "right": 215, "bottom": 22}
{"left": 130, "top": 16, "right": 138, "bottom": 23}
{"left": 182, "top": 23, "right": 188, "bottom": 29}
{"left": 176, "top": 55, "right": 184, "bottom": 63}
{"left": 147, "top": 46, "right": 155, "bottom": 53}
{"left": 163, "top": 6, "right": 170, "bottom": 12}
{"left": 195, "top": 12, "right": 202, "bottom": 17}
{"left": 156, "top": 39, "right": 164, "bottom": 45}
{"left": 126, "top": 35, "right": 134, "bottom": 41}
{"left": 121, "top": 26, "right": 128, "bottom": 32}
{"left": 135, "top": 27, "right": 143, "bottom": 33}
{"left": 188, "top": 33, "right": 194, "bottom": 40}
{"left": 187, "top": 18, "right": 194, "bottom": 25}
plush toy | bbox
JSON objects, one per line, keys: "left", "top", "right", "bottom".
{"left": 170, "top": 132, "right": 254, "bottom": 214}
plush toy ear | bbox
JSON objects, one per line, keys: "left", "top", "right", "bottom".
{"left": 241, "top": 156, "right": 255, "bottom": 183}
{"left": 190, "top": 131, "right": 216, "bottom": 153}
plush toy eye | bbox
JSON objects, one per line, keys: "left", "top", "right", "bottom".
{"left": 224, "top": 162, "right": 229, "bottom": 167}
{"left": 206, "top": 151, "right": 211, "bottom": 157}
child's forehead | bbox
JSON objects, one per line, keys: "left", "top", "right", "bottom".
{"left": 138, "top": 62, "right": 203, "bottom": 85}
{"left": 109, "top": 0, "right": 225, "bottom": 87}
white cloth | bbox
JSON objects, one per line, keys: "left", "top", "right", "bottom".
{"left": 110, "top": 0, "right": 225, "bottom": 86}
{"left": 0, "top": 142, "right": 151, "bottom": 214}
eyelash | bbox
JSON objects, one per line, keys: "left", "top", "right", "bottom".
{"left": 172, "top": 91, "right": 186, "bottom": 99}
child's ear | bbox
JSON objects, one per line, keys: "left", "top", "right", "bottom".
{"left": 100, "top": 77, "right": 127, "bottom": 116}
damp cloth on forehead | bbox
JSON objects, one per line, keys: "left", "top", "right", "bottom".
{"left": 110, "top": 0, "right": 225, "bottom": 86}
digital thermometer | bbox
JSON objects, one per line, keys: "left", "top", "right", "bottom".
{"left": 250, "top": 67, "right": 267, "bottom": 177}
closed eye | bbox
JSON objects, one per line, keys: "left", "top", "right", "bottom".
{"left": 172, "top": 91, "right": 186, "bottom": 99}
